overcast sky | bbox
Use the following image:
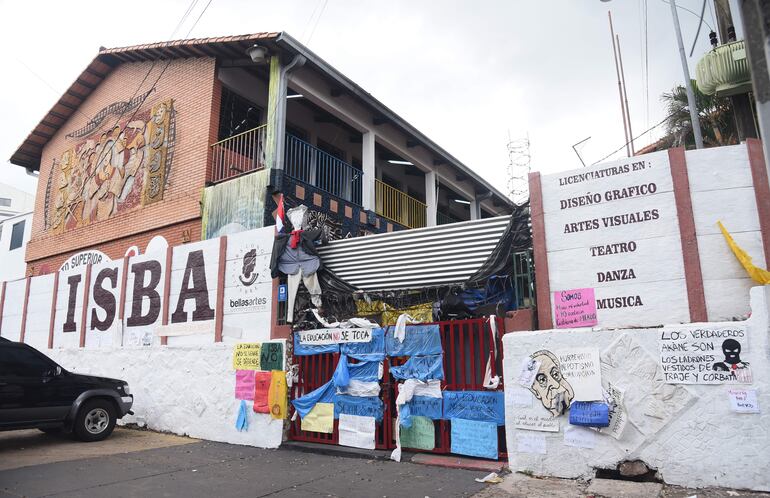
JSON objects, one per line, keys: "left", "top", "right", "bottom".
{"left": 0, "top": 0, "right": 727, "bottom": 198}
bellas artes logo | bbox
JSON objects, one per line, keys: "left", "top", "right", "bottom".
{"left": 239, "top": 249, "right": 259, "bottom": 286}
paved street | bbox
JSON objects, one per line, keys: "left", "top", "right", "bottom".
{"left": 0, "top": 429, "right": 486, "bottom": 498}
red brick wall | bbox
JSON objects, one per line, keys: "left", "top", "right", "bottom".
{"left": 27, "top": 219, "right": 201, "bottom": 276}
{"left": 27, "top": 57, "right": 217, "bottom": 271}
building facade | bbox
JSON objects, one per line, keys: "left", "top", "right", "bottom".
{"left": 11, "top": 32, "right": 512, "bottom": 275}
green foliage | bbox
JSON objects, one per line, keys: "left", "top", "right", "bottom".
{"left": 661, "top": 80, "right": 737, "bottom": 148}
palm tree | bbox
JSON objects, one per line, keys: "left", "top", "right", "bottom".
{"left": 661, "top": 80, "right": 738, "bottom": 148}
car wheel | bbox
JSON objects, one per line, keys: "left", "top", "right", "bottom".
{"left": 73, "top": 399, "right": 116, "bottom": 442}
{"left": 38, "top": 427, "right": 63, "bottom": 435}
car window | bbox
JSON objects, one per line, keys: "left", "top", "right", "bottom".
{"left": 0, "top": 347, "right": 54, "bottom": 377}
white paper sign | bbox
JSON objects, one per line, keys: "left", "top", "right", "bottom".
{"left": 507, "top": 389, "right": 533, "bottom": 408}
{"left": 513, "top": 413, "right": 559, "bottom": 433}
{"left": 558, "top": 349, "right": 603, "bottom": 401}
{"left": 516, "top": 357, "right": 541, "bottom": 387}
{"left": 564, "top": 426, "right": 597, "bottom": 449}
{"left": 298, "top": 328, "right": 372, "bottom": 345}
{"left": 338, "top": 413, "right": 376, "bottom": 450}
{"left": 659, "top": 325, "right": 752, "bottom": 384}
{"left": 728, "top": 389, "right": 760, "bottom": 413}
{"left": 516, "top": 432, "right": 547, "bottom": 454}
{"left": 594, "top": 382, "right": 627, "bottom": 439}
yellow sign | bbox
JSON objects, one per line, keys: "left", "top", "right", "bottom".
{"left": 301, "top": 402, "right": 334, "bottom": 433}
{"left": 269, "top": 370, "right": 288, "bottom": 420}
{"left": 233, "top": 343, "right": 262, "bottom": 370}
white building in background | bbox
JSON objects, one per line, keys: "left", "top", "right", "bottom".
{"left": 0, "top": 183, "right": 35, "bottom": 221}
{"left": 0, "top": 211, "right": 33, "bottom": 282}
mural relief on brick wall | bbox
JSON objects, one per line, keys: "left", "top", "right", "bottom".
{"left": 48, "top": 98, "right": 175, "bottom": 232}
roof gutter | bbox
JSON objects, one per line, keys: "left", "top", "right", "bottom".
{"left": 273, "top": 32, "right": 513, "bottom": 211}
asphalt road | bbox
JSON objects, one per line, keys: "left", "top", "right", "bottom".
{"left": 0, "top": 429, "right": 486, "bottom": 498}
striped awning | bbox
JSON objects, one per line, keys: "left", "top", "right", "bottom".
{"left": 318, "top": 216, "right": 511, "bottom": 291}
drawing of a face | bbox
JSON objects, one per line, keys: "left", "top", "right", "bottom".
{"left": 527, "top": 350, "right": 574, "bottom": 417}
{"left": 721, "top": 339, "right": 742, "bottom": 365}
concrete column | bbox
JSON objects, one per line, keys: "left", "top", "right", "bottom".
{"left": 425, "top": 170, "right": 437, "bottom": 226}
{"left": 470, "top": 198, "right": 482, "bottom": 220}
{"left": 362, "top": 131, "right": 376, "bottom": 211}
{"left": 265, "top": 54, "right": 306, "bottom": 171}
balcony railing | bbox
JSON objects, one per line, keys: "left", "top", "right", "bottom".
{"left": 437, "top": 211, "right": 462, "bottom": 225}
{"left": 375, "top": 179, "right": 427, "bottom": 229}
{"left": 284, "top": 134, "right": 362, "bottom": 204}
{"left": 210, "top": 125, "right": 267, "bottom": 184}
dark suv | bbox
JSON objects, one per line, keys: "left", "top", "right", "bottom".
{"left": 0, "top": 337, "right": 133, "bottom": 441}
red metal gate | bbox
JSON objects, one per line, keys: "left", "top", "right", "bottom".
{"left": 288, "top": 317, "right": 506, "bottom": 458}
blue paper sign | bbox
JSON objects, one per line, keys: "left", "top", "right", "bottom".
{"left": 293, "top": 333, "right": 340, "bottom": 356}
{"left": 443, "top": 391, "right": 505, "bottom": 426}
{"left": 334, "top": 395, "right": 383, "bottom": 421}
{"left": 450, "top": 418, "right": 498, "bottom": 460}
{"left": 410, "top": 396, "right": 443, "bottom": 419}
{"left": 385, "top": 325, "right": 442, "bottom": 357}
{"left": 340, "top": 327, "right": 385, "bottom": 361}
{"left": 569, "top": 401, "right": 610, "bottom": 427}
{"left": 390, "top": 354, "right": 444, "bottom": 381}
{"left": 278, "top": 284, "right": 288, "bottom": 302}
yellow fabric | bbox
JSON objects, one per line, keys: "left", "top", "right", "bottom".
{"left": 268, "top": 370, "right": 288, "bottom": 420}
{"left": 300, "top": 402, "right": 334, "bottom": 433}
{"left": 718, "top": 221, "right": 770, "bottom": 284}
{"left": 355, "top": 300, "right": 433, "bottom": 325}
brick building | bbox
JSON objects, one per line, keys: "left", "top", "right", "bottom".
{"left": 11, "top": 32, "right": 513, "bottom": 275}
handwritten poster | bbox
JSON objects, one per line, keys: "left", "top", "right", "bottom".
{"left": 233, "top": 343, "right": 262, "bottom": 370}
{"left": 252, "top": 371, "right": 272, "bottom": 414}
{"left": 260, "top": 342, "right": 284, "bottom": 371}
{"left": 516, "top": 432, "right": 546, "bottom": 455}
{"left": 338, "top": 413, "right": 376, "bottom": 450}
{"left": 558, "top": 349, "right": 603, "bottom": 401}
{"left": 443, "top": 391, "right": 505, "bottom": 425}
{"left": 728, "top": 389, "right": 760, "bottom": 413}
{"left": 301, "top": 402, "right": 334, "bottom": 433}
{"left": 553, "top": 288, "right": 598, "bottom": 328}
{"left": 512, "top": 413, "right": 559, "bottom": 433}
{"left": 451, "top": 418, "right": 498, "bottom": 460}
{"left": 569, "top": 401, "right": 609, "bottom": 427}
{"left": 400, "top": 415, "right": 435, "bottom": 450}
{"left": 564, "top": 425, "right": 597, "bottom": 449}
{"left": 659, "top": 325, "right": 752, "bottom": 384}
{"left": 235, "top": 370, "right": 256, "bottom": 400}
{"left": 298, "top": 328, "right": 372, "bottom": 346}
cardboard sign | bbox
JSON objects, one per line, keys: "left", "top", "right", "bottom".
{"left": 553, "top": 288, "right": 598, "bottom": 328}
{"left": 233, "top": 343, "right": 262, "bottom": 370}
{"left": 451, "top": 418, "right": 498, "bottom": 460}
{"left": 260, "top": 342, "right": 284, "bottom": 371}
{"left": 298, "top": 328, "right": 372, "bottom": 346}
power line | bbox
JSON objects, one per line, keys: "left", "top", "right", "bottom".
{"left": 307, "top": 0, "right": 329, "bottom": 45}
{"left": 591, "top": 114, "right": 671, "bottom": 165}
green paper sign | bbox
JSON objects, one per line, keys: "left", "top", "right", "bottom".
{"left": 260, "top": 342, "right": 284, "bottom": 371}
{"left": 400, "top": 416, "right": 435, "bottom": 450}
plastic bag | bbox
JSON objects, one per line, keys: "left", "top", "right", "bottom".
{"left": 443, "top": 391, "right": 505, "bottom": 425}
{"left": 291, "top": 380, "right": 336, "bottom": 418}
{"left": 348, "top": 360, "right": 381, "bottom": 382}
{"left": 385, "top": 324, "right": 442, "bottom": 356}
{"left": 268, "top": 370, "right": 288, "bottom": 420}
{"left": 390, "top": 354, "right": 444, "bottom": 381}
{"left": 340, "top": 327, "right": 385, "bottom": 361}
{"left": 332, "top": 354, "right": 351, "bottom": 388}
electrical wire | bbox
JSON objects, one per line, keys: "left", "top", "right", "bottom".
{"left": 660, "top": 0, "right": 713, "bottom": 31}
{"left": 689, "top": 0, "right": 708, "bottom": 56}
{"left": 591, "top": 114, "right": 672, "bottom": 165}
{"left": 306, "top": 0, "right": 329, "bottom": 45}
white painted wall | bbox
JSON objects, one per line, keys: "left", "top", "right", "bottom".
{"left": 502, "top": 286, "right": 770, "bottom": 492}
{"left": 0, "top": 183, "right": 34, "bottom": 220}
{"left": 0, "top": 278, "right": 26, "bottom": 341}
{"left": 47, "top": 345, "right": 284, "bottom": 449}
{"left": 686, "top": 146, "right": 765, "bottom": 321}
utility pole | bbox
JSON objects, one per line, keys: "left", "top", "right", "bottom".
{"left": 608, "top": 11, "right": 631, "bottom": 157}
{"left": 616, "top": 34, "right": 635, "bottom": 155}
{"left": 670, "top": 0, "right": 704, "bottom": 149}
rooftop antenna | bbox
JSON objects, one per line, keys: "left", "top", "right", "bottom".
{"left": 572, "top": 136, "right": 591, "bottom": 167}
{"left": 506, "top": 132, "right": 531, "bottom": 206}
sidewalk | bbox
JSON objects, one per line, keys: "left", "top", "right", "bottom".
{"left": 472, "top": 472, "right": 770, "bottom": 498}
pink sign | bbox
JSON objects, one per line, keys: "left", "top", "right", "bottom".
{"left": 553, "top": 288, "right": 598, "bottom": 328}
{"left": 235, "top": 370, "right": 256, "bottom": 400}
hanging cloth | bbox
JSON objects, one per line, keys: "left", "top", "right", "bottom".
{"left": 235, "top": 400, "right": 249, "bottom": 431}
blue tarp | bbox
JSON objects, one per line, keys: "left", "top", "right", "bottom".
{"left": 385, "top": 325, "right": 442, "bottom": 357}
{"left": 293, "top": 334, "right": 339, "bottom": 356}
{"left": 291, "top": 380, "right": 336, "bottom": 419}
{"left": 340, "top": 327, "right": 385, "bottom": 361}
{"left": 348, "top": 360, "right": 381, "bottom": 382}
{"left": 334, "top": 395, "right": 383, "bottom": 421}
{"left": 390, "top": 354, "right": 444, "bottom": 381}
{"left": 443, "top": 391, "right": 505, "bottom": 426}
{"left": 401, "top": 395, "right": 443, "bottom": 428}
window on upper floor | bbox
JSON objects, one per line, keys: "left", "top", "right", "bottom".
{"left": 218, "top": 87, "right": 263, "bottom": 141}
{"left": 9, "top": 220, "right": 25, "bottom": 251}
{"left": 0, "top": 197, "right": 11, "bottom": 207}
